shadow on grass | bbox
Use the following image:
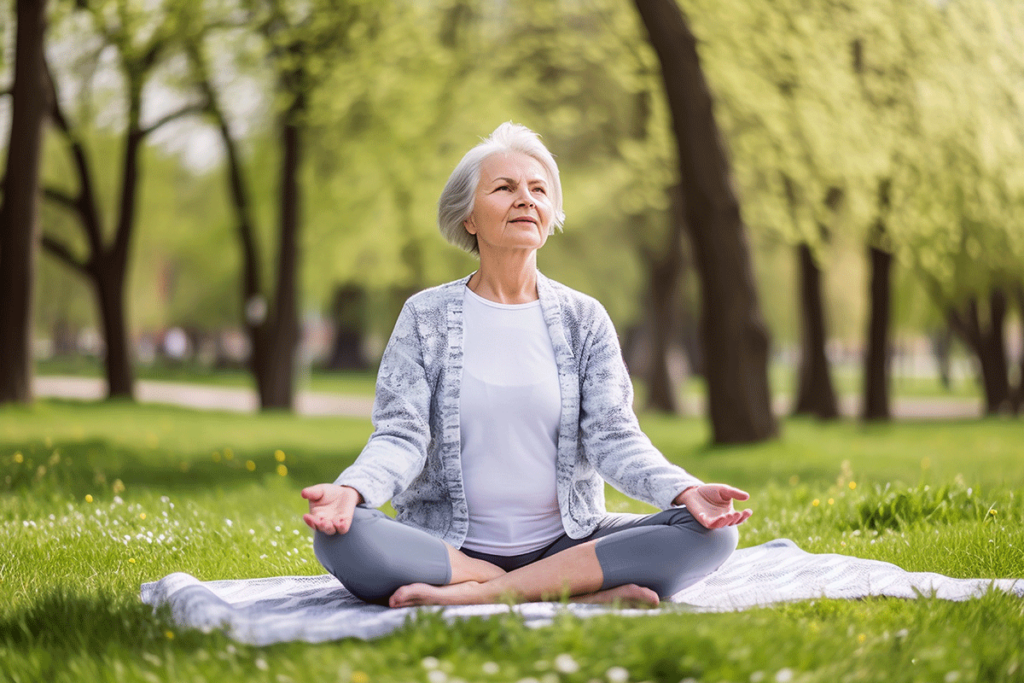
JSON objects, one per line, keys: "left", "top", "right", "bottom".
{"left": 1, "top": 436, "right": 361, "bottom": 498}
{"left": 0, "top": 590, "right": 176, "bottom": 653}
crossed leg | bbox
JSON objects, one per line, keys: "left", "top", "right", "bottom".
{"left": 315, "top": 506, "right": 735, "bottom": 608}
{"left": 390, "top": 540, "right": 659, "bottom": 608}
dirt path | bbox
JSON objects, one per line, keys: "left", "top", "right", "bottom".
{"left": 33, "top": 376, "right": 375, "bottom": 418}
{"left": 33, "top": 375, "right": 983, "bottom": 420}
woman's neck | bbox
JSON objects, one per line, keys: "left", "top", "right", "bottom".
{"left": 468, "top": 251, "right": 539, "bottom": 304}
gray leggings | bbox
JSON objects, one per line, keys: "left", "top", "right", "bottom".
{"left": 314, "top": 506, "right": 738, "bottom": 605}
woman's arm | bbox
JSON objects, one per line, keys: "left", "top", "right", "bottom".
{"left": 578, "top": 304, "right": 704, "bottom": 509}
{"left": 331, "top": 302, "right": 434, "bottom": 508}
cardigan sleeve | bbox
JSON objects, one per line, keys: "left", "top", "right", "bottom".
{"left": 578, "top": 303, "right": 703, "bottom": 509}
{"left": 334, "top": 302, "right": 432, "bottom": 508}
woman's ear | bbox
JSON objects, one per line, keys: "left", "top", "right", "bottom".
{"left": 463, "top": 216, "right": 477, "bottom": 235}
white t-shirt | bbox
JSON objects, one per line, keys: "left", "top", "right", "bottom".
{"left": 459, "top": 286, "right": 564, "bottom": 555}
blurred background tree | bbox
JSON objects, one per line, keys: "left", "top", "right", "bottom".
{"left": 3, "top": 0, "right": 1021, "bottom": 438}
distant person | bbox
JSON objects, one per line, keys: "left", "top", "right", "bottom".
{"left": 163, "top": 327, "right": 188, "bottom": 363}
{"left": 301, "top": 123, "right": 751, "bottom": 608}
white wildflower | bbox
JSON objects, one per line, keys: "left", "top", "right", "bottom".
{"left": 481, "top": 662, "right": 499, "bottom": 675}
{"left": 775, "top": 669, "right": 794, "bottom": 683}
{"left": 554, "top": 655, "right": 579, "bottom": 674}
{"left": 606, "top": 667, "right": 629, "bottom": 683}
{"left": 427, "top": 669, "right": 447, "bottom": 683}
{"left": 421, "top": 657, "right": 439, "bottom": 670}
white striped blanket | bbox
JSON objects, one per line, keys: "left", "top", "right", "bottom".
{"left": 140, "top": 538, "right": 1023, "bottom": 645}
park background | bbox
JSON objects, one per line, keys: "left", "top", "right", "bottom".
{"left": 2, "top": 1, "right": 1024, "bottom": 682}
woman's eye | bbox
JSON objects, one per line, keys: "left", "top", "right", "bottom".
{"left": 532, "top": 187, "right": 547, "bottom": 194}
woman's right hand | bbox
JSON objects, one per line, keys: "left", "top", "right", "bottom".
{"left": 301, "top": 484, "right": 364, "bottom": 535}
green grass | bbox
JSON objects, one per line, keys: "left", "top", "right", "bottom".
{"left": 2, "top": 401, "right": 1023, "bottom": 682}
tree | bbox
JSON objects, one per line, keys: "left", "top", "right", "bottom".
{"left": 683, "top": 0, "right": 864, "bottom": 421}
{"left": 40, "top": 0, "right": 206, "bottom": 398}
{"left": 185, "top": 0, "right": 381, "bottom": 410}
{"left": 633, "top": 0, "right": 777, "bottom": 443}
{"left": 0, "top": 0, "right": 50, "bottom": 405}
{"left": 845, "top": 0, "right": 946, "bottom": 421}
{"left": 889, "top": 0, "right": 1024, "bottom": 415}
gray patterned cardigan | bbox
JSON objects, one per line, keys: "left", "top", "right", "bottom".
{"left": 335, "top": 272, "right": 703, "bottom": 547}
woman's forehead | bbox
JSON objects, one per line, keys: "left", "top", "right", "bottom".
{"left": 480, "top": 153, "right": 548, "bottom": 183}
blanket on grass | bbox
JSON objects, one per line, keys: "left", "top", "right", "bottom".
{"left": 139, "top": 538, "right": 1023, "bottom": 645}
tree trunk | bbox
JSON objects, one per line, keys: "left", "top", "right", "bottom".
{"left": 1013, "top": 286, "right": 1024, "bottom": 414}
{"left": 793, "top": 242, "right": 839, "bottom": 419}
{"left": 948, "top": 292, "right": 1011, "bottom": 415}
{"left": 861, "top": 179, "right": 893, "bottom": 422}
{"left": 861, "top": 241, "right": 893, "bottom": 421}
{"left": 258, "top": 104, "right": 303, "bottom": 410}
{"left": 326, "top": 284, "right": 369, "bottom": 371}
{"left": 95, "top": 264, "right": 134, "bottom": 398}
{"left": 977, "top": 290, "right": 1010, "bottom": 415}
{"left": 634, "top": 0, "right": 777, "bottom": 443}
{"left": 642, "top": 244, "right": 682, "bottom": 414}
{"left": 0, "top": 0, "right": 49, "bottom": 405}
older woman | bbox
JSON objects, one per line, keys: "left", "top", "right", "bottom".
{"left": 301, "top": 123, "right": 751, "bottom": 609}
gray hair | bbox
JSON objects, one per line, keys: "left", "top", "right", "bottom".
{"left": 438, "top": 122, "right": 565, "bottom": 255}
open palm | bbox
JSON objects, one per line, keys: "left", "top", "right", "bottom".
{"left": 675, "top": 484, "right": 752, "bottom": 529}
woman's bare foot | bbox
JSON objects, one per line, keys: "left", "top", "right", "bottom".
{"left": 390, "top": 581, "right": 485, "bottom": 608}
{"left": 572, "top": 584, "right": 660, "bottom": 608}
{"left": 388, "top": 581, "right": 659, "bottom": 609}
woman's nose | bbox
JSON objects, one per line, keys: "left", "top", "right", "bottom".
{"left": 514, "top": 187, "right": 534, "bottom": 206}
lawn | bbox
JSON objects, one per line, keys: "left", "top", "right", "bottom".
{"left": 2, "top": 401, "right": 1023, "bottom": 683}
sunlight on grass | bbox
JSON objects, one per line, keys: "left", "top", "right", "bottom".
{"left": 2, "top": 401, "right": 1022, "bottom": 683}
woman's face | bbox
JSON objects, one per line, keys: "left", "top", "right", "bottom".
{"left": 464, "top": 153, "right": 554, "bottom": 256}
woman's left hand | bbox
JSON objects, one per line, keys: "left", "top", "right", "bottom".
{"left": 673, "top": 484, "right": 752, "bottom": 529}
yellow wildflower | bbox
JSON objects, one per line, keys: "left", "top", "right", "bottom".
{"left": 849, "top": 481, "right": 857, "bottom": 490}
{"left": 828, "top": 498, "right": 835, "bottom": 505}
{"left": 165, "top": 631, "right": 174, "bottom": 640}
{"left": 13, "top": 452, "right": 23, "bottom": 464}
{"left": 246, "top": 460, "right": 256, "bottom": 472}
{"left": 140, "top": 513, "right": 147, "bottom": 520}
{"left": 277, "top": 464, "right": 288, "bottom": 477}
{"left": 224, "top": 448, "right": 234, "bottom": 460}
{"left": 274, "top": 450, "right": 286, "bottom": 462}
{"left": 812, "top": 499, "right": 820, "bottom": 507}
{"left": 351, "top": 671, "right": 369, "bottom": 683}
{"left": 85, "top": 494, "right": 94, "bottom": 503}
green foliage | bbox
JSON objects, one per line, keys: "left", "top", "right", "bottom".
{"left": 845, "top": 481, "right": 1003, "bottom": 531}
{"left": 23, "top": 0, "right": 1024, "bottom": 354}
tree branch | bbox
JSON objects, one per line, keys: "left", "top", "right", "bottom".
{"left": 42, "top": 186, "right": 79, "bottom": 213}
{"left": 42, "top": 53, "right": 105, "bottom": 257}
{"left": 139, "top": 101, "right": 209, "bottom": 138}
{"left": 41, "top": 234, "right": 90, "bottom": 276}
